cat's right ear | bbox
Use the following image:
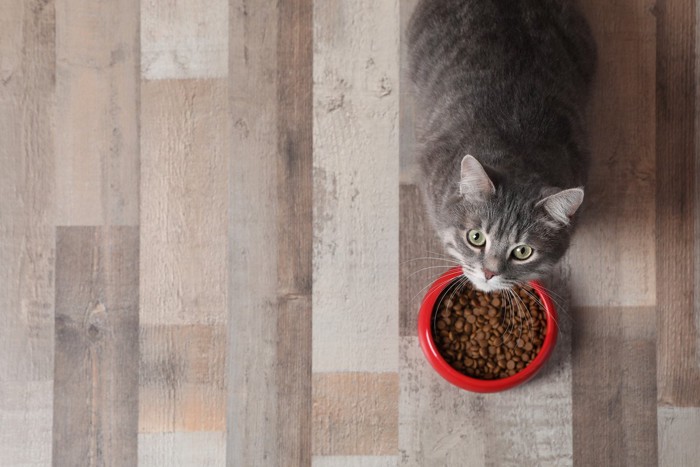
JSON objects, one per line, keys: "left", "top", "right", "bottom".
{"left": 460, "top": 155, "right": 496, "bottom": 200}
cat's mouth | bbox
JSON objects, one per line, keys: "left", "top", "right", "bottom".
{"left": 462, "top": 267, "right": 508, "bottom": 292}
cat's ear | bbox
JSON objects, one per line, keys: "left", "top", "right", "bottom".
{"left": 536, "top": 187, "right": 584, "bottom": 225}
{"left": 460, "top": 155, "right": 496, "bottom": 199}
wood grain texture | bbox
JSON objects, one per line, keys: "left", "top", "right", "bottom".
{"left": 313, "top": 373, "right": 399, "bottom": 456}
{"left": 139, "top": 325, "right": 226, "bottom": 432}
{"left": 141, "top": 0, "right": 228, "bottom": 79}
{"left": 139, "top": 432, "right": 226, "bottom": 467}
{"left": 140, "top": 79, "right": 229, "bottom": 466}
{"left": 572, "top": 306, "right": 657, "bottom": 466}
{"left": 55, "top": 0, "right": 139, "bottom": 226}
{"left": 655, "top": 0, "right": 700, "bottom": 406}
{"left": 53, "top": 226, "right": 139, "bottom": 466}
{"left": 400, "top": 336, "right": 572, "bottom": 467}
{"left": 313, "top": 456, "right": 399, "bottom": 467}
{"left": 658, "top": 407, "right": 700, "bottom": 467}
{"left": 229, "top": 0, "right": 313, "bottom": 465}
{"left": 313, "top": 0, "right": 400, "bottom": 372}
{"left": 399, "top": 184, "right": 446, "bottom": 337}
{"left": 0, "top": 1, "right": 55, "bottom": 465}
{"left": 140, "top": 79, "right": 228, "bottom": 326}
{"left": 569, "top": 0, "right": 656, "bottom": 307}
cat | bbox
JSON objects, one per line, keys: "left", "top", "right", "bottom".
{"left": 408, "top": 0, "right": 596, "bottom": 292}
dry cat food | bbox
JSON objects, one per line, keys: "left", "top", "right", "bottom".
{"left": 433, "top": 282, "right": 548, "bottom": 379}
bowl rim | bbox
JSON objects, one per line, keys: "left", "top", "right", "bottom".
{"left": 417, "top": 267, "right": 558, "bottom": 393}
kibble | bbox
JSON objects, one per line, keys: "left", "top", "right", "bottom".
{"left": 433, "top": 281, "right": 548, "bottom": 380}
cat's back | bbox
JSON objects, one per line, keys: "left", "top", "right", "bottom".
{"left": 408, "top": 0, "right": 596, "bottom": 154}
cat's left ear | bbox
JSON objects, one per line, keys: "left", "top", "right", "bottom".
{"left": 536, "top": 187, "right": 584, "bottom": 225}
{"left": 460, "top": 155, "right": 496, "bottom": 199}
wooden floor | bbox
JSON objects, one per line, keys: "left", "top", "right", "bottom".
{"left": 1, "top": 0, "right": 698, "bottom": 466}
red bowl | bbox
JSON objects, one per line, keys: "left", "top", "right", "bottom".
{"left": 417, "top": 267, "right": 558, "bottom": 393}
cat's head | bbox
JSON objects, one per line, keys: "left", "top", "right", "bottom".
{"left": 438, "top": 155, "right": 583, "bottom": 292}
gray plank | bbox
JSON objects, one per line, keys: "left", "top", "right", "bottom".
{"left": 229, "top": 0, "right": 313, "bottom": 464}
{"left": 53, "top": 227, "right": 139, "bottom": 466}
{"left": 400, "top": 336, "right": 573, "bottom": 467}
{"left": 399, "top": 184, "right": 446, "bottom": 337}
{"left": 569, "top": 0, "right": 656, "bottom": 307}
{"left": 276, "top": 0, "right": 313, "bottom": 462}
{"left": 572, "top": 307, "right": 657, "bottom": 466}
{"left": 655, "top": 0, "right": 700, "bottom": 406}
{"left": 658, "top": 407, "right": 700, "bottom": 467}
{"left": 0, "top": 1, "right": 55, "bottom": 464}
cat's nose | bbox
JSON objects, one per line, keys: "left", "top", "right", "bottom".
{"left": 483, "top": 268, "right": 498, "bottom": 281}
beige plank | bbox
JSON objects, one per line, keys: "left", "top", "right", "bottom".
{"left": 0, "top": 1, "right": 55, "bottom": 464}
{"left": 572, "top": 307, "right": 657, "bottom": 466}
{"left": 569, "top": 0, "right": 656, "bottom": 307}
{"left": 400, "top": 334, "right": 573, "bottom": 467}
{"left": 313, "top": 0, "right": 400, "bottom": 372}
{"left": 53, "top": 227, "right": 139, "bottom": 466}
{"left": 655, "top": 0, "right": 700, "bottom": 405}
{"left": 658, "top": 407, "right": 700, "bottom": 467}
{"left": 139, "top": 325, "right": 226, "bottom": 433}
{"left": 140, "top": 79, "right": 228, "bottom": 466}
{"left": 139, "top": 432, "right": 226, "bottom": 467}
{"left": 141, "top": 0, "right": 227, "bottom": 79}
{"left": 313, "top": 456, "right": 398, "bottom": 467}
{"left": 229, "top": 0, "right": 313, "bottom": 464}
{"left": 55, "top": 0, "right": 139, "bottom": 225}
{"left": 313, "top": 373, "right": 398, "bottom": 456}
{"left": 140, "top": 79, "right": 228, "bottom": 326}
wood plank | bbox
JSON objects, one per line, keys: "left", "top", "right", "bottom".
{"left": 313, "top": 0, "right": 400, "bottom": 372}
{"left": 55, "top": 0, "right": 139, "bottom": 226}
{"left": 658, "top": 407, "right": 700, "bottom": 467}
{"left": 399, "top": 184, "right": 447, "bottom": 337}
{"left": 572, "top": 307, "right": 657, "bottom": 466}
{"left": 53, "top": 226, "right": 139, "bottom": 466}
{"left": 313, "top": 456, "right": 398, "bottom": 467}
{"left": 569, "top": 0, "right": 656, "bottom": 307}
{"left": 229, "top": 0, "right": 313, "bottom": 464}
{"left": 0, "top": 1, "right": 55, "bottom": 464}
{"left": 276, "top": 0, "right": 313, "bottom": 464}
{"left": 140, "top": 78, "right": 229, "bottom": 466}
{"left": 655, "top": 0, "right": 700, "bottom": 406}
{"left": 312, "top": 373, "right": 399, "bottom": 456}
{"left": 139, "top": 432, "right": 226, "bottom": 467}
{"left": 399, "top": 336, "right": 573, "bottom": 466}
{"left": 139, "top": 325, "right": 226, "bottom": 433}
{"left": 140, "top": 79, "right": 228, "bottom": 326}
{"left": 141, "top": 0, "right": 228, "bottom": 79}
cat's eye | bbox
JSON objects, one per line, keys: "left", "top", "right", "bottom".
{"left": 512, "top": 244, "right": 533, "bottom": 260}
{"left": 466, "top": 229, "right": 486, "bottom": 247}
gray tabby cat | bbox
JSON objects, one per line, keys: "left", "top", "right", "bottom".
{"left": 408, "top": 0, "right": 596, "bottom": 291}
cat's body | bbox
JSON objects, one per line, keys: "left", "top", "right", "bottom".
{"left": 408, "top": 0, "right": 596, "bottom": 291}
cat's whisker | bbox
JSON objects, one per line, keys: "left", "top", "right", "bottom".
{"left": 401, "top": 256, "right": 462, "bottom": 265}
{"left": 516, "top": 282, "right": 565, "bottom": 331}
{"left": 405, "top": 264, "right": 456, "bottom": 280}
{"left": 520, "top": 284, "right": 562, "bottom": 334}
{"left": 408, "top": 273, "right": 459, "bottom": 305}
